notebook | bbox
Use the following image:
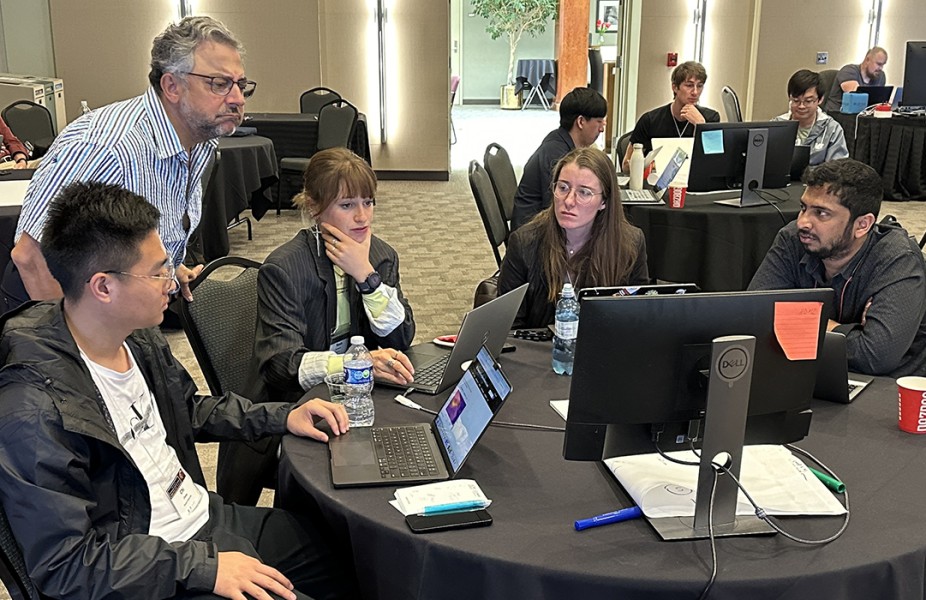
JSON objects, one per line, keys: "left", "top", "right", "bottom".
{"left": 856, "top": 85, "right": 894, "bottom": 106}
{"left": 329, "top": 345, "right": 512, "bottom": 488}
{"left": 813, "top": 331, "right": 873, "bottom": 403}
{"left": 381, "top": 283, "right": 527, "bottom": 395}
{"left": 622, "top": 146, "right": 689, "bottom": 205}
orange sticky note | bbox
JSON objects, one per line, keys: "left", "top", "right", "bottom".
{"left": 773, "top": 301, "right": 824, "bottom": 361}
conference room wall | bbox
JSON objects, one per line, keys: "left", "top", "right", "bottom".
{"left": 876, "top": 0, "right": 926, "bottom": 88}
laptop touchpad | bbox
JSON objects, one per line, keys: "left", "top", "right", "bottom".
{"left": 331, "top": 440, "right": 378, "bottom": 466}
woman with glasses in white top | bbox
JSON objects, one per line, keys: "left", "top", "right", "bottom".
{"left": 772, "top": 69, "right": 849, "bottom": 166}
{"left": 498, "top": 146, "right": 649, "bottom": 328}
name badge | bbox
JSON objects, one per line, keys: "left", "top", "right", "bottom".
{"left": 166, "top": 467, "right": 203, "bottom": 518}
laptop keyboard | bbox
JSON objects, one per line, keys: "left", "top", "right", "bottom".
{"left": 414, "top": 354, "right": 451, "bottom": 387}
{"left": 372, "top": 426, "right": 441, "bottom": 479}
{"left": 622, "top": 189, "right": 659, "bottom": 203}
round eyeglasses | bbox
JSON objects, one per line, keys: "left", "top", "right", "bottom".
{"left": 553, "top": 181, "right": 604, "bottom": 205}
{"left": 96, "top": 262, "right": 181, "bottom": 296}
{"left": 185, "top": 72, "right": 257, "bottom": 98}
{"left": 789, "top": 96, "right": 819, "bottom": 107}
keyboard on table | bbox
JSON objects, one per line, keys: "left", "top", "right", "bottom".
{"left": 372, "top": 426, "right": 440, "bottom": 479}
{"left": 414, "top": 353, "right": 450, "bottom": 387}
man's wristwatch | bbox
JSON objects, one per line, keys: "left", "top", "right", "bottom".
{"left": 356, "top": 271, "right": 382, "bottom": 294}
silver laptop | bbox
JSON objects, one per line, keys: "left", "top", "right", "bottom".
{"left": 384, "top": 283, "right": 527, "bottom": 395}
{"left": 329, "top": 345, "right": 512, "bottom": 488}
{"left": 813, "top": 331, "right": 873, "bottom": 403}
{"left": 621, "top": 146, "right": 689, "bottom": 204}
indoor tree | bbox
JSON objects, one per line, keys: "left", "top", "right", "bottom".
{"left": 470, "top": 0, "right": 559, "bottom": 85}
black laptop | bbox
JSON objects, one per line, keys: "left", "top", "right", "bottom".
{"left": 813, "top": 331, "right": 873, "bottom": 403}
{"left": 577, "top": 283, "right": 699, "bottom": 299}
{"left": 382, "top": 284, "right": 527, "bottom": 395}
{"left": 856, "top": 85, "right": 894, "bottom": 105}
{"left": 329, "top": 345, "right": 511, "bottom": 487}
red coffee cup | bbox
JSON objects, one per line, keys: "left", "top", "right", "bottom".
{"left": 897, "top": 376, "right": 926, "bottom": 433}
{"left": 668, "top": 186, "right": 686, "bottom": 209}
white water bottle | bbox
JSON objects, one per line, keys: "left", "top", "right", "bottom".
{"left": 552, "top": 283, "right": 579, "bottom": 375}
{"left": 629, "top": 143, "right": 644, "bottom": 191}
{"left": 343, "top": 336, "right": 375, "bottom": 426}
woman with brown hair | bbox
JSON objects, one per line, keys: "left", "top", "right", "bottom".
{"left": 498, "top": 146, "right": 649, "bottom": 328}
{"left": 218, "top": 147, "right": 416, "bottom": 505}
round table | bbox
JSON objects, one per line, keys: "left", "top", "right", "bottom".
{"left": 278, "top": 341, "right": 926, "bottom": 600}
{"left": 624, "top": 186, "right": 802, "bottom": 292}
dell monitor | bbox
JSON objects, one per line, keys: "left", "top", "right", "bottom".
{"left": 902, "top": 41, "right": 926, "bottom": 107}
{"left": 687, "top": 120, "right": 799, "bottom": 202}
{"left": 563, "top": 288, "right": 832, "bottom": 539}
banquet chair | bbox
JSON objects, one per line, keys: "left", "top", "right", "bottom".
{"left": 721, "top": 86, "right": 743, "bottom": 122}
{"left": 615, "top": 131, "right": 633, "bottom": 172}
{"left": 818, "top": 69, "right": 838, "bottom": 104}
{"left": 469, "top": 160, "right": 508, "bottom": 268}
{"left": 0, "top": 501, "right": 41, "bottom": 600}
{"left": 483, "top": 143, "right": 517, "bottom": 221}
{"left": 299, "top": 86, "right": 341, "bottom": 114}
{"left": 277, "top": 99, "right": 359, "bottom": 214}
{"left": 1, "top": 100, "right": 55, "bottom": 159}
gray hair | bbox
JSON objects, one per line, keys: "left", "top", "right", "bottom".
{"left": 148, "top": 16, "right": 244, "bottom": 92}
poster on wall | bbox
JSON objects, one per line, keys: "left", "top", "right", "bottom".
{"left": 596, "top": 0, "right": 620, "bottom": 33}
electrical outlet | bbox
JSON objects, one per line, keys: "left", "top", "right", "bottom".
{"left": 816, "top": 52, "right": 828, "bottom": 65}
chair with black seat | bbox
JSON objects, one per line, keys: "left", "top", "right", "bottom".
{"left": 277, "top": 99, "right": 359, "bottom": 214}
{"left": 1, "top": 501, "right": 41, "bottom": 600}
{"left": 178, "top": 256, "right": 262, "bottom": 399}
{"left": 1, "top": 100, "right": 55, "bottom": 160}
{"left": 469, "top": 160, "right": 508, "bottom": 268}
{"left": 299, "top": 86, "right": 341, "bottom": 114}
{"left": 721, "top": 85, "right": 743, "bottom": 122}
{"left": 483, "top": 143, "right": 517, "bottom": 222}
{"left": 818, "top": 69, "right": 838, "bottom": 105}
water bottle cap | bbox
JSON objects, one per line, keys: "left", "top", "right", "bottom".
{"left": 350, "top": 335, "right": 365, "bottom": 346}
{"left": 561, "top": 283, "right": 575, "bottom": 297}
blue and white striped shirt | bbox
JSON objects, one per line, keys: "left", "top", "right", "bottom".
{"left": 15, "top": 87, "right": 217, "bottom": 265}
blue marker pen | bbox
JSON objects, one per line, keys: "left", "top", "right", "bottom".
{"left": 574, "top": 506, "right": 643, "bottom": 531}
{"left": 422, "top": 500, "right": 489, "bottom": 515}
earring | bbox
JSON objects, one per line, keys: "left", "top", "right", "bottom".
{"left": 311, "top": 224, "right": 321, "bottom": 255}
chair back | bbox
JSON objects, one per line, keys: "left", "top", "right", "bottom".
{"left": 616, "top": 131, "right": 633, "bottom": 171}
{"left": 317, "top": 100, "right": 359, "bottom": 152}
{"left": 178, "top": 257, "right": 262, "bottom": 397}
{"left": 588, "top": 48, "right": 604, "bottom": 94}
{"left": 721, "top": 85, "right": 743, "bottom": 122}
{"left": 469, "top": 160, "right": 508, "bottom": 268}
{"left": 0, "top": 501, "right": 40, "bottom": 600}
{"left": 818, "top": 69, "right": 838, "bottom": 104}
{"left": 299, "top": 86, "right": 341, "bottom": 114}
{"left": 483, "top": 143, "right": 517, "bottom": 221}
{"left": 1, "top": 100, "right": 55, "bottom": 158}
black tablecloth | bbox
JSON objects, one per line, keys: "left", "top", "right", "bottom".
{"left": 829, "top": 112, "right": 859, "bottom": 156}
{"left": 243, "top": 112, "right": 372, "bottom": 209}
{"left": 624, "top": 185, "right": 802, "bottom": 291}
{"left": 278, "top": 341, "right": 926, "bottom": 600}
{"left": 853, "top": 114, "right": 926, "bottom": 201}
{"left": 199, "top": 135, "right": 278, "bottom": 261}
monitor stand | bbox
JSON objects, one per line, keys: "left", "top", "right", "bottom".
{"left": 715, "top": 127, "right": 774, "bottom": 209}
{"left": 646, "top": 335, "right": 776, "bottom": 541}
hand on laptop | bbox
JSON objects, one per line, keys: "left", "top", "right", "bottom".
{"left": 372, "top": 348, "right": 415, "bottom": 385}
{"left": 287, "top": 398, "right": 350, "bottom": 440}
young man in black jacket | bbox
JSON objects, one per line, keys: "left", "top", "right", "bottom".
{"left": 0, "top": 181, "right": 357, "bottom": 600}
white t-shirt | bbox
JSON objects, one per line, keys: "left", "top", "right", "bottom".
{"left": 81, "top": 343, "right": 209, "bottom": 543}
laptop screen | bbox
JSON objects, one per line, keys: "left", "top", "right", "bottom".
{"left": 434, "top": 346, "right": 511, "bottom": 472}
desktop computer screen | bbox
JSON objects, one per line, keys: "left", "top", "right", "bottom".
{"left": 563, "top": 288, "right": 833, "bottom": 462}
{"left": 687, "top": 120, "right": 798, "bottom": 193}
{"left": 902, "top": 41, "right": 926, "bottom": 107}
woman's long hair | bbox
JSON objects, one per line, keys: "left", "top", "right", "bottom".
{"left": 533, "top": 146, "right": 638, "bottom": 301}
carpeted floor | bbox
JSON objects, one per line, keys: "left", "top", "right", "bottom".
{"left": 3, "top": 106, "right": 925, "bottom": 599}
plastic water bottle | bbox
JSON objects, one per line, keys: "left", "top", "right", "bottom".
{"left": 629, "top": 143, "right": 644, "bottom": 190}
{"left": 80, "top": 100, "right": 91, "bottom": 116}
{"left": 343, "top": 336, "right": 375, "bottom": 426}
{"left": 552, "top": 283, "right": 579, "bottom": 375}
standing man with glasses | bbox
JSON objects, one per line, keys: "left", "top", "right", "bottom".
{"left": 3, "top": 15, "right": 256, "bottom": 312}
{"left": 772, "top": 69, "right": 848, "bottom": 166}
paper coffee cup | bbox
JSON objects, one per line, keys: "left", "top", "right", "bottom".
{"left": 897, "top": 376, "right": 926, "bottom": 433}
{"left": 668, "top": 186, "right": 686, "bottom": 209}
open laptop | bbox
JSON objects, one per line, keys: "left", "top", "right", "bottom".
{"left": 790, "top": 144, "right": 811, "bottom": 182}
{"left": 329, "top": 345, "right": 512, "bottom": 487}
{"left": 856, "top": 85, "right": 894, "bottom": 106}
{"left": 622, "top": 146, "right": 689, "bottom": 204}
{"left": 382, "top": 283, "right": 527, "bottom": 395}
{"left": 813, "top": 331, "right": 873, "bottom": 403}
{"left": 577, "top": 283, "right": 699, "bottom": 300}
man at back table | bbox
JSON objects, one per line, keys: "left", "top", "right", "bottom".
{"left": 3, "top": 15, "right": 253, "bottom": 311}
{"left": 748, "top": 159, "right": 926, "bottom": 377}
{"left": 510, "top": 87, "right": 607, "bottom": 231}
{"left": 823, "top": 47, "right": 888, "bottom": 113}
{"left": 621, "top": 61, "right": 720, "bottom": 173}
{"left": 0, "top": 181, "right": 357, "bottom": 600}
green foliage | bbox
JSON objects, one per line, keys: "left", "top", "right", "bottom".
{"left": 471, "top": 0, "right": 559, "bottom": 83}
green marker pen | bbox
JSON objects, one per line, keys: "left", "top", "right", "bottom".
{"left": 809, "top": 467, "right": 845, "bottom": 494}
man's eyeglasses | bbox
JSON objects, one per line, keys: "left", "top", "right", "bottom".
{"left": 553, "top": 181, "right": 604, "bottom": 204}
{"left": 185, "top": 72, "right": 257, "bottom": 98}
{"left": 789, "top": 96, "right": 820, "bottom": 107}
{"left": 93, "top": 262, "right": 180, "bottom": 296}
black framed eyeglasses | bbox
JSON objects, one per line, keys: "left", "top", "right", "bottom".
{"left": 185, "top": 72, "right": 257, "bottom": 98}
